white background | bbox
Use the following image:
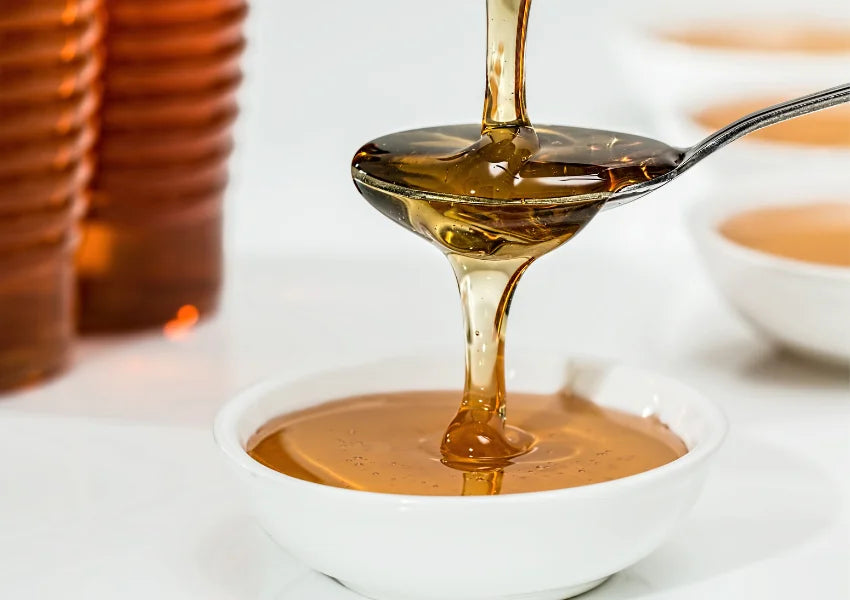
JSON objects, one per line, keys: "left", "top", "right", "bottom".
{"left": 1, "top": 2, "right": 848, "bottom": 598}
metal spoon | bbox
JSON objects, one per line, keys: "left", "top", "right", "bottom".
{"left": 606, "top": 82, "right": 850, "bottom": 210}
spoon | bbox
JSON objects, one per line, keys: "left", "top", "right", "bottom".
{"left": 606, "top": 82, "right": 850, "bottom": 209}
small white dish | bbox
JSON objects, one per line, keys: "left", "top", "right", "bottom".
{"left": 688, "top": 182, "right": 850, "bottom": 364}
{"left": 613, "top": 5, "right": 850, "bottom": 135}
{"left": 214, "top": 353, "right": 727, "bottom": 600}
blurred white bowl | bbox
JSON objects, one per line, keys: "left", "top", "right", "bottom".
{"left": 688, "top": 181, "right": 850, "bottom": 364}
{"left": 613, "top": 6, "right": 850, "bottom": 141}
{"left": 214, "top": 354, "right": 726, "bottom": 600}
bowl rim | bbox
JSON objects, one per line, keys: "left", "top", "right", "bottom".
{"left": 213, "top": 354, "right": 728, "bottom": 505}
{"left": 687, "top": 196, "right": 850, "bottom": 282}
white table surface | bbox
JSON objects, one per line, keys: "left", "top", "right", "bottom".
{"left": 1, "top": 192, "right": 848, "bottom": 599}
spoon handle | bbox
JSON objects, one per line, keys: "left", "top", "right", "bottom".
{"left": 678, "top": 82, "right": 850, "bottom": 174}
{"left": 605, "top": 83, "right": 850, "bottom": 210}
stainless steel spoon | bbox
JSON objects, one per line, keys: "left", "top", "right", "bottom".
{"left": 606, "top": 82, "right": 850, "bottom": 210}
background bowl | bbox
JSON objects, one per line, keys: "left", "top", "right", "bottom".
{"left": 614, "top": 3, "right": 850, "bottom": 138}
{"left": 688, "top": 178, "right": 850, "bottom": 364}
{"left": 214, "top": 353, "right": 726, "bottom": 600}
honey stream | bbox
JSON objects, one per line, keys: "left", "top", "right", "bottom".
{"left": 250, "top": 0, "right": 689, "bottom": 496}
{"left": 352, "top": 0, "right": 681, "bottom": 491}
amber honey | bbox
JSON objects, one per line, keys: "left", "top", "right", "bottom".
{"left": 351, "top": 0, "right": 683, "bottom": 469}
{"left": 249, "top": 391, "right": 687, "bottom": 496}
{"left": 247, "top": 0, "right": 689, "bottom": 493}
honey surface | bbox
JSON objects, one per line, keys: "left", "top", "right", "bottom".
{"left": 720, "top": 203, "right": 850, "bottom": 267}
{"left": 248, "top": 391, "right": 687, "bottom": 496}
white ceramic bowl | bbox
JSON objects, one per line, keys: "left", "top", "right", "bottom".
{"left": 688, "top": 182, "right": 850, "bottom": 364}
{"left": 613, "top": 3, "right": 850, "bottom": 138}
{"left": 214, "top": 354, "right": 727, "bottom": 600}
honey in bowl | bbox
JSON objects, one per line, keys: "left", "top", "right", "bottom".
{"left": 693, "top": 98, "right": 850, "bottom": 148}
{"left": 720, "top": 203, "right": 850, "bottom": 268}
{"left": 660, "top": 22, "right": 850, "bottom": 55}
{"left": 248, "top": 390, "right": 686, "bottom": 496}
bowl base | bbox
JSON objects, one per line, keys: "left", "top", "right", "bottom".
{"left": 339, "top": 575, "right": 610, "bottom": 600}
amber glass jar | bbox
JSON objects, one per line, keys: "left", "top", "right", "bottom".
{"left": 77, "top": 0, "right": 246, "bottom": 332}
{"left": 0, "top": 0, "right": 101, "bottom": 390}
